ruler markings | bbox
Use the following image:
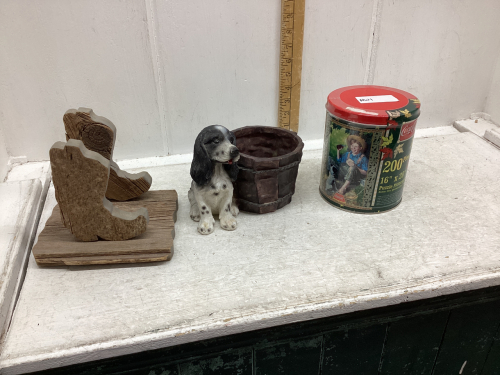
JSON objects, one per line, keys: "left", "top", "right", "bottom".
{"left": 278, "top": 0, "right": 305, "bottom": 133}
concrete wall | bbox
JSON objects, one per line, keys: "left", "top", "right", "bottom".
{"left": 485, "top": 55, "right": 500, "bottom": 125}
{"left": 1, "top": 0, "right": 500, "bottom": 162}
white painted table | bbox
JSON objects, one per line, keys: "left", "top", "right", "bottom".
{"left": 1, "top": 129, "right": 499, "bottom": 374}
{"left": 0, "top": 162, "right": 50, "bottom": 345}
{"left": 0, "top": 181, "right": 41, "bottom": 342}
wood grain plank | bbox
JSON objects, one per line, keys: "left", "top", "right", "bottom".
{"left": 32, "top": 190, "right": 177, "bottom": 266}
{"left": 278, "top": 0, "right": 305, "bottom": 133}
{"left": 37, "top": 253, "right": 172, "bottom": 266}
{"left": 289, "top": 0, "right": 304, "bottom": 133}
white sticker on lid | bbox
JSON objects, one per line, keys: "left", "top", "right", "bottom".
{"left": 355, "top": 95, "right": 399, "bottom": 104}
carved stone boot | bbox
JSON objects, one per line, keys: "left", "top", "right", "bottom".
{"left": 63, "top": 108, "right": 152, "bottom": 201}
{"left": 50, "top": 139, "right": 149, "bottom": 241}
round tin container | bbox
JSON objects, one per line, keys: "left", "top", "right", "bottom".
{"left": 319, "top": 85, "right": 421, "bottom": 213}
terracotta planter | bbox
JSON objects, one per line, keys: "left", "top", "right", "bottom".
{"left": 233, "top": 126, "right": 304, "bottom": 214}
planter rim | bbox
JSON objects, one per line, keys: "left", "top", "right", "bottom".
{"left": 232, "top": 125, "right": 304, "bottom": 164}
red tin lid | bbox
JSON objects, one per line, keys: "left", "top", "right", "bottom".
{"left": 326, "top": 85, "right": 420, "bottom": 126}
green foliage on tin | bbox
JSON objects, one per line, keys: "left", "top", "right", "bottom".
{"left": 355, "top": 184, "right": 365, "bottom": 206}
{"left": 381, "top": 134, "right": 394, "bottom": 148}
{"left": 328, "top": 125, "right": 350, "bottom": 160}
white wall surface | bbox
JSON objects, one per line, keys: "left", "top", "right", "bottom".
{"left": 0, "top": 0, "right": 163, "bottom": 161}
{"left": 1, "top": 0, "right": 500, "bottom": 161}
{"left": 154, "top": 0, "right": 281, "bottom": 155}
{"left": 372, "top": 0, "right": 500, "bottom": 129}
{"left": 485, "top": 55, "right": 500, "bottom": 125}
{"left": 0, "top": 129, "right": 9, "bottom": 181}
{"left": 298, "top": 0, "right": 374, "bottom": 141}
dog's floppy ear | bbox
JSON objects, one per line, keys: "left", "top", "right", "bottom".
{"left": 190, "top": 132, "right": 213, "bottom": 186}
{"left": 223, "top": 163, "right": 239, "bottom": 182}
{"left": 224, "top": 129, "right": 239, "bottom": 182}
{"left": 228, "top": 129, "right": 237, "bottom": 146}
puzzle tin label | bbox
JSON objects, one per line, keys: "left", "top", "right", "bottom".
{"left": 320, "top": 85, "right": 420, "bottom": 213}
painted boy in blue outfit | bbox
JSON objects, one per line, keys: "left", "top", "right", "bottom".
{"left": 336, "top": 135, "right": 368, "bottom": 195}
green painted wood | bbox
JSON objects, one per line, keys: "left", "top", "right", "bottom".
{"left": 178, "top": 349, "right": 252, "bottom": 375}
{"left": 28, "top": 287, "right": 500, "bottom": 375}
{"left": 379, "top": 311, "right": 449, "bottom": 375}
{"left": 121, "top": 365, "right": 180, "bottom": 375}
{"left": 255, "top": 337, "right": 322, "bottom": 375}
{"left": 480, "top": 321, "right": 500, "bottom": 375}
{"left": 432, "top": 299, "right": 500, "bottom": 375}
{"left": 34, "top": 358, "right": 180, "bottom": 375}
{"left": 321, "top": 323, "right": 387, "bottom": 374}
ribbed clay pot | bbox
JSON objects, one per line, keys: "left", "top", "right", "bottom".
{"left": 233, "top": 126, "right": 304, "bottom": 214}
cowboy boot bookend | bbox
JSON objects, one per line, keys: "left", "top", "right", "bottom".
{"left": 63, "top": 108, "right": 152, "bottom": 201}
{"left": 50, "top": 139, "right": 148, "bottom": 241}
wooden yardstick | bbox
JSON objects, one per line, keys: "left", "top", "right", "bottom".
{"left": 278, "top": 0, "right": 305, "bottom": 133}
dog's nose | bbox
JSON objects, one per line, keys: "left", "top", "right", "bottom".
{"left": 230, "top": 147, "right": 239, "bottom": 158}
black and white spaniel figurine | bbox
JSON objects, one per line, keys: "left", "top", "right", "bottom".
{"left": 188, "top": 125, "right": 240, "bottom": 235}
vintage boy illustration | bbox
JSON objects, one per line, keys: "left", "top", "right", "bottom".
{"left": 335, "top": 135, "right": 368, "bottom": 195}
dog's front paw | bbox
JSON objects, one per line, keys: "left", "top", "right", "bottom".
{"left": 220, "top": 215, "right": 237, "bottom": 231}
{"left": 230, "top": 199, "right": 239, "bottom": 217}
{"left": 190, "top": 205, "right": 201, "bottom": 222}
{"left": 198, "top": 217, "right": 215, "bottom": 235}
{"left": 230, "top": 204, "right": 239, "bottom": 217}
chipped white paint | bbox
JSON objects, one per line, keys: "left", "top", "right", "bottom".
{"left": 470, "top": 112, "right": 493, "bottom": 122}
{"left": 5, "top": 162, "right": 51, "bottom": 185}
{"left": 1, "top": 132, "right": 500, "bottom": 374}
{"left": 485, "top": 128, "right": 500, "bottom": 148}
{"left": 8, "top": 156, "right": 27, "bottom": 166}
{"left": 413, "top": 126, "right": 459, "bottom": 139}
{"left": 0, "top": 162, "right": 51, "bottom": 348}
{"left": 0, "top": 181, "right": 42, "bottom": 345}
{"left": 459, "top": 360, "right": 467, "bottom": 374}
{"left": 454, "top": 118, "right": 500, "bottom": 138}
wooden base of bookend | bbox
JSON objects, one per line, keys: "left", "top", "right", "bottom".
{"left": 63, "top": 108, "right": 152, "bottom": 201}
{"left": 32, "top": 190, "right": 178, "bottom": 266}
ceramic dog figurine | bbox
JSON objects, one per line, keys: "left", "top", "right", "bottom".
{"left": 188, "top": 125, "right": 240, "bottom": 235}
